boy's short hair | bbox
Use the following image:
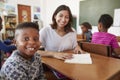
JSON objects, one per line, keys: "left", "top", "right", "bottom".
{"left": 15, "top": 22, "right": 39, "bottom": 31}
{"left": 98, "top": 14, "right": 113, "bottom": 29}
{"left": 15, "top": 22, "right": 39, "bottom": 39}
{"left": 81, "top": 22, "right": 92, "bottom": 29}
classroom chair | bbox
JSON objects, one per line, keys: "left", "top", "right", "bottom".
{"left": 79, "top": 42, "right": 111, "bottom": 57}
{"left": 77, "top": 34, "right": 86, "bottom": 39}
{"left": 77, "top": 34, "right": 86, "bottom": 43}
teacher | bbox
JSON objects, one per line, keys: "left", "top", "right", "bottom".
{"left": 38, "top": 5, "right": 83, "bottom": 60}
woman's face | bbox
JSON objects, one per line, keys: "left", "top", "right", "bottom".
{"left": 55, "top": 10, "right": 70, "bottom": 28}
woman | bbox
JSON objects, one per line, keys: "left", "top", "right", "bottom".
{"left": 38, "top": 5, "right": 83, "bottom": 60}
{"left": 38, "top": 5, "right": 84, "bottom": 80}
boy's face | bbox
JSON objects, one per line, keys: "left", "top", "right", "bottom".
{"left": 81, "top": 25, "right": 88, "bottom": 33}
{"left": 15, "top": 28, "right": 40, "bottom": 58}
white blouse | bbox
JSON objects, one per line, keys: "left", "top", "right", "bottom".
{"left": 39, "top": 25, "right": 78, "bottom": 52}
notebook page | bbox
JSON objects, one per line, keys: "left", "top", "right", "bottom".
{"left": 65, "top": 53, "right": 92, "bottom": 64}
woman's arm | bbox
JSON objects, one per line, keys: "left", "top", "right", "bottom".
{"left": 37, "top": 50, "right": 73, "bottom": 60}
{"left": 72, "top": 32, "right": 85, "bottom": 54}
{"left": 74, "top": 45, "right": 85, "bottom": 54}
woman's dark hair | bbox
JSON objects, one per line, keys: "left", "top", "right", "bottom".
{"left": 51, "top": 5, "right": 73, "bottom": 33}
{"left": 15, "top": 22, "right": 39, "bottom": 31}
{"left": 81, "top": 22, "right": 92, "bottom": 29}
{"left": 98, "top": 14, "right": 113, "bottom": 29}
{"left": 0, "top": 16, "right": 2, "bottom": 23}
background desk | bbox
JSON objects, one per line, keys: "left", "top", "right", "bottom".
{"left": 42, "top": 53, "right": 120, "bottom": 80}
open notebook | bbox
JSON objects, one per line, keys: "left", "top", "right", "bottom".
{"left": 65, "top": 53, "right": 92, "bottom": 64}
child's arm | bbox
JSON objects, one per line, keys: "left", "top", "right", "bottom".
{"left": 37, "top": 50, "right": 73, "bottom": 60}
{"left": 111, "top": 36, "right": 120, "bottom": 55}
{"left": 0, "top": 40, "right": 16, "bottom": 52}
{"left": 114, "top": 48, "right": 120, "bottom": 55}
{"left": 3, "top": 39, "right": 12, "bottom": 45}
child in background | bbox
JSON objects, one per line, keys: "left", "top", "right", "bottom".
{"left": 0, "top": 16, "right": 16, "bottom": 52}
{"left": 0, "top": 16, "right": 16, "bottom": 69}
{"left": 91, "top": 14, "right": 120, "bottom": 55}
{"left": 0, "top": 22, "right": 46, "bottom": 80}
{"left": 80, "top": 22, "right": 92, "bottom": 42}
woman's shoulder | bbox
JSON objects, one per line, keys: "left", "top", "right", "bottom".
{"left": 69, "top": 30, "right": 77, "bottom": 34}
{"left": 67, "top": 31, "right": 77, "bottom": 37}
{"left": 40, "top": 25, "right": 53, "bottom": 32}
{"left": 41, "top": 25, "right": 51, "bottom": 30}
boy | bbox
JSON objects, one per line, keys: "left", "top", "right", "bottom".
{"left": 0, "top": 22, "right": 46, "bottom": 80}
{"left": 91, "top": 14, "right": 120, "bottom": 55}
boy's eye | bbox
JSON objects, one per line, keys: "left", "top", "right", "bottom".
{"left": 34, "top": 37, "right": 39, "bottom": 41}
{"left": 24, "top": 37, "right": 29, "bottom": 41}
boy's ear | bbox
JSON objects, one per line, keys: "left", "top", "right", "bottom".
{"left": 98, "top": 23, "right": 103, "bottom": 29}
{"left": 99, "top": 23, "right": 102, "bottom": 27}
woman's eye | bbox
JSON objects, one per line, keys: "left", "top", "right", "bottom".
{"left": 59, "top": 14, "right": 63, "bottom": 17}
{"left": 65, "top": 16, "right": 69, "bottom": 19}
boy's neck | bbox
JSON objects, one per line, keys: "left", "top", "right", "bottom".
{"left": 18, "top": 51, "right": 33, "bottom": 61}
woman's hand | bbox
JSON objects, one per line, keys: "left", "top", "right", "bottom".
{"left": 53, "top": 53, "right": 73, "bottom": 60}
{"left": 74, "top": 45, "right": 85, "bottom": 54}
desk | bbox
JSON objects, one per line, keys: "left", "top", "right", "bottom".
{"left": 42, "top": 53, "right": 120, "bottom": 80}
{"left": 77, "top": 39, "right": 86, "bottom": 42}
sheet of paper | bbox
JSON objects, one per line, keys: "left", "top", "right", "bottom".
{"left": 65, "top": 53, "right": 92, "bottom": 64}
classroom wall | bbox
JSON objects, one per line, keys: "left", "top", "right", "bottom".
{"left": 1, "top": 0, "right": 120, "bottom": 36}
{"left": 44, "top": 0, "right": 120, "bottom": 36}
{"left": 77, "top": 26, "right": 120, "bottom": 36}
{"left": 3, "top": 0, "right": 42, "bottom": 20}
{"left": 78, "top": 1, "right": 120, "bottom": 36}
{"left": 1, "top": 0, "right": 80, "bottom": 32}
{"left": 79, "top": 0, "right": 120, "bottom": 26}
{"left": 0, "top": 0, "right": 42, "bottom": 33}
